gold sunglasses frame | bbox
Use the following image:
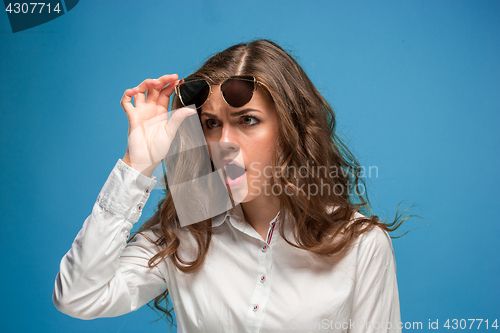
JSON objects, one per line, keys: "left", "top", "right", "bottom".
{"left": 174, "top": 76, "right": 264, "bottom": 109}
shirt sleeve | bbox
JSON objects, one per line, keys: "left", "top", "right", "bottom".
{"left": 52, "top": 159, "right": 168, "bottom": 320}
{"left": 349, "top": 226, "right": 402, "bottom": 333}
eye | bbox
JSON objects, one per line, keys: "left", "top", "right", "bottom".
{"left": 205, "top": 119, "right": 220, "bottom": 129}
{"left": 241, "top": 116, "right": 259, "bottom": 126}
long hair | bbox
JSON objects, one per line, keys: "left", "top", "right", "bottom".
{"left": 128, "top": 39, "right": 408, "bottom": 328}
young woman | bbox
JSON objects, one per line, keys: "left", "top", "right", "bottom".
{"left": 53, "top": 39, "right": 404, "bottom": 333}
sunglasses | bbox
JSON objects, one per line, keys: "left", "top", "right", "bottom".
{"left": 175, "top": 75, "right": 263, "bottom": 109}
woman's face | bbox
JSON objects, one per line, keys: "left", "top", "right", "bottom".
{"left": 200, "top": 85, "right": 279, "bottom": 203}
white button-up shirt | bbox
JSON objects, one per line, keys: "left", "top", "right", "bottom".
{"left": 53, "top": 159, "right": 402, "bottom": 333}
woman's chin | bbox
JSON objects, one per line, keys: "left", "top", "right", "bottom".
{"left": 226, "top": 176, "right": 250, "bottom": 203}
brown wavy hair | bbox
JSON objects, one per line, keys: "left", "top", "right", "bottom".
{"left": 128, "top": 39, "right": 409, "bottom": 329}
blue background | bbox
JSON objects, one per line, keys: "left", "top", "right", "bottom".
{"left": 1, "top": 0, "right": 499, "bottom": 332}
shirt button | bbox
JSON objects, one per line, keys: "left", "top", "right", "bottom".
{"left": 138, "top": 205, "right": 142, "bottom": 211}
{"left": 252, "top": 304, "right": 259, "bottom": 312}
{"left": 262, "top": 245, "right": 268, "bottom": 252}
{"left": 260, "top": 275, "right": 266, "bottom": 283}
{"left": 145, "top": 189, "right": 150, "bottom": 194}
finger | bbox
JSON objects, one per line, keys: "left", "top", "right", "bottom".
{"left": 135, "top": 78, "right": 161, "bottom": 104}
{"left": 157, "top": 80, "right": 178, "bottom": 109}
{"left": 146, "top": 75, "right": 175, "bottom": 104}
{"left": 156, "top": 73, "right": 178, "bottom": 87}
{"left": 153, "top": 74, "right": 178, "bottom": 108}
{"left": 164, "top": 105, "right": 198, "bottom": 141}
{"left": 121, "top": 87, "right": 139, "bottom": 114}
{"left": 146, "top": 85, "right": 161, "bottom": 104}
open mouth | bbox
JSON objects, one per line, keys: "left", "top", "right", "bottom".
{"left": 225, "top": 163, "right": 247, "bottom": 180}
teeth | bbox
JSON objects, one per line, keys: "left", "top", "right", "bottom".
{"left": 226, "top": 163, "right": 246, "bottom": 180}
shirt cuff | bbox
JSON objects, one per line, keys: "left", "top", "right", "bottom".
{"left": 96, "top": 159, "right": 158, "bottom": 223}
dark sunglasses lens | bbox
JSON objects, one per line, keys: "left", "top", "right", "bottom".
{"left": 221, "top": 78, "right": 255, "bottom": 108}
{"left": 180, "top": 80, "right": 209, "bottom": 108}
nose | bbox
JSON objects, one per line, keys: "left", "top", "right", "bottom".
{"left": 219, "top": 123, "right": 239, "bottom": 153}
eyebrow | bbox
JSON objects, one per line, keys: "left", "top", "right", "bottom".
{"left": 200, "top": 108, "right": 262, "bottom": 118}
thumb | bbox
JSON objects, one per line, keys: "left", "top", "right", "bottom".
{"left": 164, "top": 105, "right": 197, "bottom": 140}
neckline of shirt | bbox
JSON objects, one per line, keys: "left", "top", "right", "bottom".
{"left": 211, "top": 204, "right": 280, "bottom": 229}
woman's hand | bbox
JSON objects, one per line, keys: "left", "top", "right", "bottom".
{"left": 120, "top": 74, "right": 196, "bottom": 177}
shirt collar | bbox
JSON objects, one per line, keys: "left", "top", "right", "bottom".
{"left": 211, "top": 204, "right": 280, "bottom": 228}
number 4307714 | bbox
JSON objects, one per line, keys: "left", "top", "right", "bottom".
{"left": 5, "top": 3, "right": 62, "bottom": 14}
{"left": 444, "top": 319, "right": 498, "bottom": 330}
